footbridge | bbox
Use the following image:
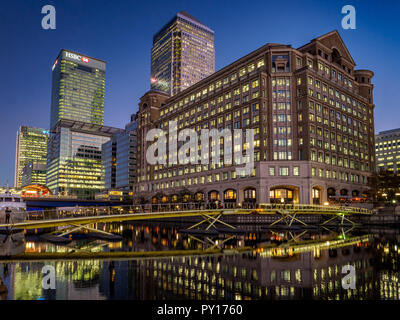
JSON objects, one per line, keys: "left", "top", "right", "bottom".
{"left": 0, "top": 203, "right": 372, "bottom": 233}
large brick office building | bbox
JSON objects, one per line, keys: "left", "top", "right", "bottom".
{"left": 134, "top": 30, "right": 375, "bottom": 205}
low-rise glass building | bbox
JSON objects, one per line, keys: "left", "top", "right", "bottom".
{"left": 21, "top": 161, "right": 47, "bottom": 187}
{"left": 46, "top": 120, "right": 123, "bottom": 199}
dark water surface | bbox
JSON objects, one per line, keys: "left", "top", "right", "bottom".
{"left": 0, "top": 222, "right": 399, "bottom": 300}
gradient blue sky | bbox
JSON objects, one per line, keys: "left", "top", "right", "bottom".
{"left": 0, "top": 0, "right": 399, "bottom": 184}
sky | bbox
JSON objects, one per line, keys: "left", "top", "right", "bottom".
{"left": 0, "top": 0, "right": 399, "bottom": 184}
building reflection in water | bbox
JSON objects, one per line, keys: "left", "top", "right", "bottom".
{"left": 1, "top": 223, "right": 400, "bottom": 300}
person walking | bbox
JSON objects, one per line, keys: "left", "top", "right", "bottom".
{"left": 5, "top": 207, "right": 11, "bottom": 224}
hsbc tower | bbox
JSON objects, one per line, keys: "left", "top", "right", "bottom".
{"left": 50, "top": 49, "right": 106, "bottom": 129}
{"left": 46, "top": 50, "right": 123, "bottom": 199}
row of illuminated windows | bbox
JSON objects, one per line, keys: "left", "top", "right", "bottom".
{"left": 272, "top": 90, "right": 291, "bottom": 99}
{"left": 160, "top": 80, "right": 261, "bottom": 117}
{"left": 58, "top": 183, "right": 104, "bottom": 189}
{"left": 151, "top": 154, "right": 261, "bottom": 180}
{"left": 309, "top": 123, "right": 367, "bottom": 142}
{"left": 376, "top": 155, "right": 400, "bottom": 162}
{"left": 376, "top": 163, "right": 400, "bottom": 169}
{"left": 310, "top": 150, "right": 368, "bottom": 170}
{"left": 308, "top": 100, "right": 366, "bottom": 128}
{"left": 310, "top": 140, "right": 368, "bottom": 162}
{"left": 311, "top": 167, "right": 365, "bottom": 183}
{"left": 268, "top": 166, "right": 299, "bottom": 176}
{"left": 302, "top": 78, "right": 367, "bottom": 112}
{"left": 60, "top": 76, "right": 105, "bottom": 85}
{"left": 137, "top": 155, "right": 264, "bottom": 183}
{"left": 272, "top": 78, "right": 290, "bottom": 87}
{"left": 273, "top": 114, "right": 291, "bottom": 122}
{"left": 309, "top": 127, "right": 368, "bottom": 150}
{"left": 273, "top": 126, "right": 292, "bottom": 136}
{"left": 167, "top": 101, "right": 258, "bottom": 121}
{"left": 159, "top": 58, "right": 265, "bottom": 115}
{"left": 149, "top": 156, "right": 260, "bottom": 180}
{"left": 305, "top": 74, "right": 353, "bottom": 96}
{"left": 376, "top": 143, "right": 400, "bottom": 150}
{"left": 272, "top": 102, "right": 291, "bottom": 111}
{"left": 306, "top": 90, "right": 368, "bottom": 121}
{"left": 273, "top": 151, "right": 292, "bottom": 160}
{"left": 273, "top": 139, "right": 292, "bottom": 147}
{"left": 150, "top": 169, "right": 257, "bottom": 191}
{"left": 160, "top": 103, "right": 262, "bottom": 130}
{"left": 306, "top": 58, "right": 354, "bottom": 88}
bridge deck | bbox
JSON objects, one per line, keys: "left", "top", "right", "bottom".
{"left": 0, "top": 204, "right": 371, "bottom": 230}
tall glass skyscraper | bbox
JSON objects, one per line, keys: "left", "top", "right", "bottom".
{"left": 50, "top": 49, "right": 106, "bottom": 129}
{"left": 47, "top": 50, "right": 122, "bottom": 199}
{"left": 151, "top": 11, "right": 215, "bottom": 96}
{"left": 14, "top": 126, "right": 49, "bottom": 189}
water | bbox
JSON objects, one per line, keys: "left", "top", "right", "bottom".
{"left": 0, "top": 222, "right": 399, "bottom": 300}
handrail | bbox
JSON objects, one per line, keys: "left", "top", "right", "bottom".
{"left": 21, "top": 201, "right": 371, "bottom": 222}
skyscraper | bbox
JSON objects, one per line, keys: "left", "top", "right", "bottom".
{"left": 151, "top": 11, "right": 215, "bottom": 96}
{"left": 47, "top": 50, "right": 122, "bottom": 199}
{"left": 50, "top": 49, "right": 106, "bottom": 129}
{"left": 14, "top": 126, "right": 48, "bottom": 188}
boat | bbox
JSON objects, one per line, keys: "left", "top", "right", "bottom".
{"left": 0, "top": 187, "right": 27, "bottom": 233}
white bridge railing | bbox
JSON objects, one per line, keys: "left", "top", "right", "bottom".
{"left": 21, "top": 202, "right": 371, "bottom": 222}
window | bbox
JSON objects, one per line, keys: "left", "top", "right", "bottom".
{"left": 293, "top": 166, "right": 299, "bottom": 176}
{"left": 269, "top": 167, "right": 275, "bottom": 176}
{"left": 279, "top": 167, "right": 289, "bottom": 176}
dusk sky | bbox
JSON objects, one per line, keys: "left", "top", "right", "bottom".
{"left": 0, "top": 0, "right": 399, "bottom": 184}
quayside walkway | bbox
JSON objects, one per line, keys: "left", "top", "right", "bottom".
{"left": 0, "top": 203, "right": 372, "bottom": 232}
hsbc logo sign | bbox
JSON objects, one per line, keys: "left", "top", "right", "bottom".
{"left": 65, "top": 52, "right": 90, "bottom": 63}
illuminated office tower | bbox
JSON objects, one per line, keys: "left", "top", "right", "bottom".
{"left": 151, "top": 11, "right": 215, "bottom": 96}
{"left": 21, "top": 161, "right": 47, "bottom": 187}
{"left": 14, "top": 126, "right": 48, "bottom": 189}
{"left": 50, "top": 49, "right": 105, "bottom": 129}
{"left": 47, "top": 50, "right": 122, "bottom": 199}
{"left": 46, "top": 120, "right": 123, "bottom": 199}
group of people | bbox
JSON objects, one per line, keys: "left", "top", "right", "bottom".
{"left": 206, "top": 201, "right": 223, "bottom": 209}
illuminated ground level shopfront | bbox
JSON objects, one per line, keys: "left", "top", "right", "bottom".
{"left": 135, "top": 161, "right": 371, "bottom": 206}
